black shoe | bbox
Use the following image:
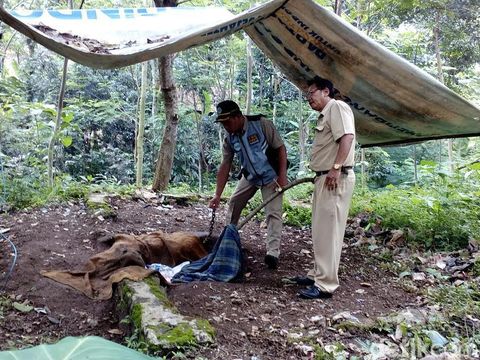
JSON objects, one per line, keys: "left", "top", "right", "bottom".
{"left": 298, "top": 286, "right": 332, "bottom": 299}
{"left": 289, "top": 276, "right": 314, "bottom": 286}
{"left": 264, "top": 255, "right": 278, "bottom": 269}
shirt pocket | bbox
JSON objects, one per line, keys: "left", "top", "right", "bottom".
{"left": 315, "top": 118, "right": 326, "bottom": 132}
{"left": 313, "top": 119, "right": 328, "bottom": 148}
{"left": 315, "top": 124, "right": 325, "bottom": 132}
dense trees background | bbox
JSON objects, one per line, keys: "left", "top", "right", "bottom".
{"left": 0, "top": 0, "right": 479, "bottom": 249}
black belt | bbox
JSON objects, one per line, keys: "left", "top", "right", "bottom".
{"left": 315, "top": 166, "right": 353, "bottom": 176}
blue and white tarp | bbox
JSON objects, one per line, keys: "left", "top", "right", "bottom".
{"left": 1, "top": 0, "right": 479, "bottom": 147}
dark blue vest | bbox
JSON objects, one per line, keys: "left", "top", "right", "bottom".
{"left": 228, "top": 116, "right": 278, "bottom": 186}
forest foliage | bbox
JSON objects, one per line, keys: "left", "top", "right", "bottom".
{"left": 0, "top": 0, "right": 479, "bottom": 251}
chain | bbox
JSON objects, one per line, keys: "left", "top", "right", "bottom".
{"left": 207, "top": 208, "right": 216, "bottom": 239}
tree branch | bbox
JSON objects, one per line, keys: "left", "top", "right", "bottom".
{"left": 237, "top": 177, "right": 315, "bottom": 231}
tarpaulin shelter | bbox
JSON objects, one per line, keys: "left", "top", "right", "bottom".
{"left": 1, "top": 0, "right": 479, "bottom": 147}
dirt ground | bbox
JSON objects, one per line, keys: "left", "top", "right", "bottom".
{"left": 0, "top": 195, "right": 414, "bottom": 359}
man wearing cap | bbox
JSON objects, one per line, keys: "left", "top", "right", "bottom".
{"left": 294, "top": 76, "right": 356, "bottom": 299}
{"left": 209, "top": 100, "right": 288, "bottom": 270}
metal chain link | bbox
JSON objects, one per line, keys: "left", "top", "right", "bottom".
{"left": 207, "top": 208, "right": 216, "bottom": 239}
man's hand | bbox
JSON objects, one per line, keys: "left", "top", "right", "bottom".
{"left": 209, "top": 195, "right": 221, "bottom": 209}
{"left": 324, "top": 168, "right": 341, "bottom": 191}
{"left": 277, "top": 174, "right": 288, "bottom": 189}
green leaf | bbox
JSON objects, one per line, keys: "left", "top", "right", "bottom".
{"left": 202, "top": 90, "right": 212, "bottom": 111}
{"left": 12, "top": 301, "right": 33, "bottom": 313}
{"left": 0, "top": 336, "right": 157, "bottom": 360}
{"left": 469, "top": 163, "right": 480, "bottom": 170}
{"left": 62, "top": 136, "right": 73, "bottom": 147}
{"left": 62, "top": 112, "right": 74, "bottom": 123}
{"left": 42, "top": 107, "right": 57, "bottom": 117}
{"left": 419, "top": 160, "right": 437, "bottom": 167}
{"left": 425, "top": 267, "right": 447, "bottom": 280}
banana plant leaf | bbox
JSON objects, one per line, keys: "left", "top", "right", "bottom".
{"left": 0, "top": 336, "right": 158, "bottom": 360}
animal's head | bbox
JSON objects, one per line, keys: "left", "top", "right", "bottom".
{"left": 92, "top": 233, "right": 146, "bottom": 270}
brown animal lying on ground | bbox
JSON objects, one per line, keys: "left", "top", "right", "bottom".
{"left": 41, "top": 230, "right": 209, "bottom": 300}
{"left": 95, "top": 230, "right": 209, "bottom": 270}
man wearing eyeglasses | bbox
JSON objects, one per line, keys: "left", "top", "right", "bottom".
{"left": 209, "top": 100, "right": 288, "bottom": 270}
{"left": 294, "top": 76, "right": 356, "bottom": 299}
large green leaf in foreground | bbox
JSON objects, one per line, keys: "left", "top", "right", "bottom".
{"left": 0, "top": 336, "right": 158, "bottom": 360}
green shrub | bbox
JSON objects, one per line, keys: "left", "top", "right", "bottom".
{"left": 284, "top": 182, "right": 314, "bottom": 201}
{"left": 1, "top": 175, "right": 50, "bottom": 210}
{"left": 428, "top": 283, "right": 480, "bottom": 320}
{"left": 283, "top": 201, "right": 311, "bottom": 227}
{"left": 0, "top": 174, "right": 135, "bottom": 211}
{"left": 351, "top": 170, "right": 480, "bottom": 251}
{"left": 238, "top": 185, "right": 313, "bottom": 227}
{"left": 241, "top": 192, "right": 264, "bottom": 220}
{"left": 473, "top": 258, "right": 480, "bottom": 277}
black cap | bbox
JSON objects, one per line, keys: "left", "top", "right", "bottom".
{"left": 215, "top": 100, "right": 241, "bottom": 122}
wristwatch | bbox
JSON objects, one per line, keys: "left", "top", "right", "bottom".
{"left": 333, "top": 163, "right": 342, "bottom": 170}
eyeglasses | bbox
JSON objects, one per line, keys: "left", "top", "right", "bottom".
{"left": 305, "top": 88, "right": 319, "bottom": 98}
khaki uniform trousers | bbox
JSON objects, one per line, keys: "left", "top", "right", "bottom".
{"left": 226, "top": 176, "right": 283, "bottom": 258}
{"left": 307, "top": 171, "right": 355, "bottom": 293}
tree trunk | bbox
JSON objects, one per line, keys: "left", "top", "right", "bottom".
{"left": 229, "top": 59, "right": 235, "bottom": 100}
{"left": 1, "top": 32, "right": 17, "bottom": 73}
{"left": 0, "top": 0, "right": 4, "bottom": 72}
{"left": 151, "top": 0, "right": 178, "bottom": 192}
{"left": 355, "top": 0, "right": 361, "bottom": 28}
{"left": 433, "top": 11, "right": 444, "bottom": 84}
{"left": 195, "top": 101, "right": 203, "bottom": 193}
{"left": 47, "top": 0, "right": 73, "bottom": 187}
{"left": 334, "top": 0, "right": 343, "bottom": 16}
{"left": 272, "top": 73, "right": 280, "bottom": 124}
{"left": 447, "top": 139, "right": 454, "bottom": 173}
{"left": 136, "top": 62, "right": 148, "bottom": 187}
{"left": 433, "top": 9, "right": 454, "bottom": 173}
{"left": 185, "top": 59, "right": 203, "bottom": 192}
{"left": 413, "top": 145, "right": 418, "bottom": 185}
{"left": 150, "top": 59, "right": 158, "bottom": 122}
{"left": 246, "top": 36, "right": 253, "bottom": 114}
{"left": 47, "top": 58, "right": 68, "bottom": 187}
{"left": 361, "top": 148, "right": 366, "bottom": 189}
{"left": 152, "top": 54, "right": 178, "bottom": 191}
{"left": 258, "top": 55, "right": 264, "bottom": 108}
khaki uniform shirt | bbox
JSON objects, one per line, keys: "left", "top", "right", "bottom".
{"left": 222, "top": 116, "right": 284, "bottom": 163}
{"left": 310, "top": 99, "right": 355, "bottom": 171}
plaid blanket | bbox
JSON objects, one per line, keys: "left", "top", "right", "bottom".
{"left": 171, "top": 224, "right": 243, "bottom": 283}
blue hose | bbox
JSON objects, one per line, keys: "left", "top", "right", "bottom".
{"left": 1, "top": 232, "right": 17, "bottom": 292}
{"left": 0, "top": 148, "right": 16, "bottom": 291}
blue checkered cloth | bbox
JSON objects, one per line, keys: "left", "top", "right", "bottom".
{"left": 171, "top": 224, "right": 243, "bottom": 283}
